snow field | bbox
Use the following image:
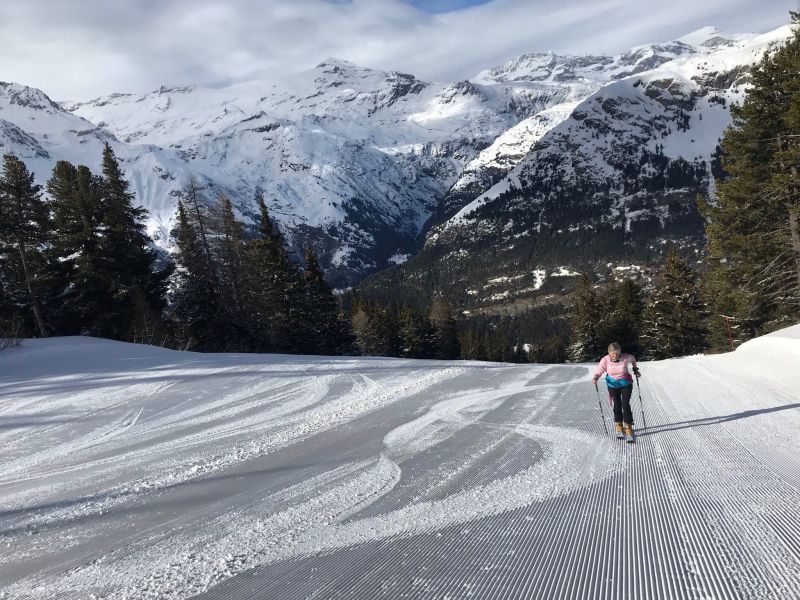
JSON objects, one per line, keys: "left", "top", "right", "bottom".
{"left": 0, "top": 327, "right": 799, "bottom": 599}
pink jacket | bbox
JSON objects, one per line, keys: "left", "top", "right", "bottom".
{"left": 593, "top": 353, "right": 638, "bottom": 384}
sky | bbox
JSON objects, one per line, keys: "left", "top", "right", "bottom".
{"left": 0, "top": 0, "right": 796, "bottom": 101}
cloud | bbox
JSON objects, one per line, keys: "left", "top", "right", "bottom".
{"left": 0, "top": 0, "right": 795, "bottom": 100}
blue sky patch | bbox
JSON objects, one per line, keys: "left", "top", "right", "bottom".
{"left": 401, "top": 0, "right": 495, "bottom": 13}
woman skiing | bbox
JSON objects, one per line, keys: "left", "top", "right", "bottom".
{"left": 591, "top": 342, "right": 641, "bottom": 442}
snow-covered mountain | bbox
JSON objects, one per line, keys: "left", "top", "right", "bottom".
{"left": 3, "top": 58, "right": 571, "bottom": 285}
{"left": 64, "top": 60, "right": 564, "bottom": 285}
{"left": 361, "top": 25, "right": 792, "bottom": 310}
{"left": 0, "top": 25, "right": 791, "bottom": 290}
{"left": 430, "top": 27, "right": 754, "bottom": 227}
{"left": 0, "top": 83, "right": 189, "bottom": 244}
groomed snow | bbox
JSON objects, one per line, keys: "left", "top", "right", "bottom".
{"left": 1, "top": 326, "right": 799, "bottom": 599}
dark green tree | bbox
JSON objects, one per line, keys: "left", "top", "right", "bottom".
{"left": 214, "top": 193, "right": 252, "bottom": 349}
{"left": 47, "top": 161, "right": 107, "bottom": 335}
{"left": 0, "top": 154, "right": 49, "bottom": 337}
{"left": 172, "top": 200, "right": 225, "bottom": 350}
{"left": 568, "top": 275, "right": 604, "bottom": 362}
{"left": 541, "top": 335, "right": 567, "bottom": 364}
{"left": 350, "top": 299, "right": 399, "bottom": 356}
{"left": 218, "top": 194, "right": 245, "bottom": 311}
{"left": 600, "top": 278, "right": 644, "bottom": 356}
{"left": 399, "top": 305, "right": 435, "bottom": 359}
{"left": 303, "top": 245, "right": 353, "bottom": 355}
{"left": 98, "top": 144, "right": 169, "bottom": 341}
{"left": 483, "top": 329, "right": 504, "bottom": 362}
{"left": 242, "top": 195, "right": 308, "bottom": 352}
{"left": 641, "top": 248, "right": 708, "bottom": 359}
{"left": 458, "top": 328, "right": 483, "bottom": 360}
{"left": 702, "top": 13, "right": 800, "bottom": 345}
{"left": 428, "top": 295, "right": 460, "bottom": 359}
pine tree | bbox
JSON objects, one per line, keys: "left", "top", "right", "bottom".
{"left": 0, "top": 154, "right": 49, "bottom": 337}
{"left": 399, "top": 305, "right": 435, "bottom": 358}
{"left": 172, "top": 200, "right": 225, "bottom": 350}
{"left": 218, "top": 194, "right": 245, "bottom": 311}
{"left": 97, "top": 144, "right": 168, "bottom": 341}
{"left": 458, "top": 329, "right": 482, "bottom": 360}
{"left": 47, "top": 161, "right": 107, "bottom": 335}
{"left": 428, "top": 295, "right": 460, "bottom": 359}
{"left": 483, "top": 329, "right": 503, "bottom": 362}
{"left": 703, "top": 13, "right": 800, "bottom": 345}
{"left": 500, "top": 333, "right": 516, "bottom": 363}
{"left": 214, "top": 193, "right": 251, "bottom": 349}
{"left": 601, "top": 278, "right": 644, "bottom": 356}
{"left": 568, "top": 275, "right": 604, "bottom": 362}
{"left": 242, "top": 195, "right": 308, "bottom": 352}
{"left": 368, "top": 303, "right": 401, "bottom": 356}
{"left": 303, "top": 245, "right": 353, "bottom": 355}
{"left": 512, "top": 342, "right": 529, "bottom": 363}
{"left": 641, "top": 248, "right": 708, "bottom": 359}
{"left": 542, "top": 335, "right": 567, "bottom": 364}
{"left": 350, "top": 299, "right": 372, "bottom": 355}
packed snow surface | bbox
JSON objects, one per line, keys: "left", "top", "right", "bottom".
{"left": 1, "top": 326, "right": 799, "bottom": 599}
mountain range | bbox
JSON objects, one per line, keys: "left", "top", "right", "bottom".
{"left": 0, "top": 24, "right": 791, "bottom": 296}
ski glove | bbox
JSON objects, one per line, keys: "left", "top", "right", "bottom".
{"left": 633, "top": 368, "right": 641, "bottom": 378}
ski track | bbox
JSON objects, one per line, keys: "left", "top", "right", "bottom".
{"left": 1, "top": 335, "right": 799, "bottom": 599}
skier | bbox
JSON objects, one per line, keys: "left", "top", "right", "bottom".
{"left": 591, "top": 342, "right": 641, "bottom": 442}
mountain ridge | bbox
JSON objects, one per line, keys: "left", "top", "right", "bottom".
{"left": 0, "top": 24, "right": 791, "bottom": 289}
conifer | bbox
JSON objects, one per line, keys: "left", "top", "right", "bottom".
{"left": 568, "top": 275, "right": 603, "bottom": 362}
{"left": 428, "top": 295, "right": 460, "bottom": 359}
{"left": 399, "top": 305, "right": 435, "bottom": 358}
{"left": 47, "top": 161, "right": 107, "bottom": 334}
{"left": 641, "top": 248, "right": 708, "bottom": 359}
{"left": 243, "top": 195, "right": 307, "bottom": 352}
{"left": 304, "top": 245, "right": 352, "bottom": 354}
{"left": 601, "top": 278, "right": 644, "bottom": 356}
{"left": 703, "top": 14, "right": 800, "bottom": 343}
{"left": 0, "top": 154, "right": 49, "bottom": 337}
{"left": 172, "top": 200, "right": 225, "bottom": 350}
{"left": 98, "top": 144, "right": 168, "bottom": 340}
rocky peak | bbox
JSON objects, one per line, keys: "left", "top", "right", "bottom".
{"left": 0, "top": 82, "right": 61, "bottom": 112}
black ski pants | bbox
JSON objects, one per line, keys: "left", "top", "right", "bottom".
{"left": 609, "top": 385, "right": 634, "bottom": 425}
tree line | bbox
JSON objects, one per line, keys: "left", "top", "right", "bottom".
{"left": 569, "top": 249, "right": 708, "bottom": 361}
{"left": 346, "top": 295, "right": 568, "bottom": 363}
{"left": 0, "top": 145, "right": 353, "bottom": 355}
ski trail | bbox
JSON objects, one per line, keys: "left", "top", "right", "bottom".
{"left": 2, "top": 335, "right": 800, "bottom": 600}
{"left": 195, "top": 360, "right": 800, "bottom": 600}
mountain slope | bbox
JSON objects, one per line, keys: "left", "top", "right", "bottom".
{"left": 0, "top": 82, "right": 194, "bottom": 244}
{"left": 64, "top": 61, "right": 554, "bottom": 285}
{"left": 360, "top": 25, "right": 792, "bottom": 310}
{"left": 1, "top": 26, "right": 790, "bottom": 289}
{"left": 1, "top": 326, "right": 798, "bottom": 599}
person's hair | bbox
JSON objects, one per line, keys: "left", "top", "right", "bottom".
{"left": 608, "top": 342, "right": 622, "bottom": 353}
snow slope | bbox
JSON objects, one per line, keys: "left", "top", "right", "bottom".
{"left": 430, "top": 27, "right": 768, "bottom": 226}
{"left": 0, "top": 83, "right": 185, "bottom": 243}
{"left": 1, "top": 326, "right": 799, "bottom": 599}
{"left": 446, "top": 26, "right": 791, "bottom": 229}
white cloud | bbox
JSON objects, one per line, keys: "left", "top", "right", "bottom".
{"left": 0, "top": 0, "right": 795, "bottom": 100}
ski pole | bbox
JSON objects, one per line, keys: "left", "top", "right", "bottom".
{"left": 635, "top": 373, "right": 647, "bottom": 430}
{"left": 594, "top": 381, "right": 609, "bottom": 436}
